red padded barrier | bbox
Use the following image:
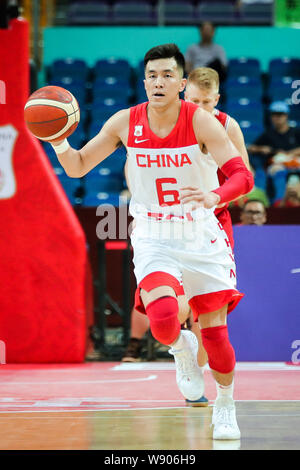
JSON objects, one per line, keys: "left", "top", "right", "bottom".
{"left": 0, "top": 19, "right": 94, "bottom": 362}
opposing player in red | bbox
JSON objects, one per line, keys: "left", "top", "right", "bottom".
{"left": 49, "top": 44, "right": 254, "bottom": 440}
{"left": 185, "top": 66, "right": 250, "bottom": 251}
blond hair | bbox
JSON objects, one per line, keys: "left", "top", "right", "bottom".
{"left": 187, "top": 67, "right": 219, "bottom": 92}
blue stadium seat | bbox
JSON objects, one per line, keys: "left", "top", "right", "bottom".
{"left": 225, "top": 77, "right": 263, "bottom": 100}
{"left": 112, "top": 1, "right": 155, "bottom": 25}
{"left": 88, "top": 147, "right": 127, "bottom": 177}
{"left": 240, "top": 1, "right": 273, "bottom": 25}
{"left": 49, "top": 76, "right": 85, "bottom": 88}
{"left": 239, "top": 121, "right": 264, "bottom": 146}
{"left": 68, "top": 130, "right": 86, "bottom": 149}
{"left": 92, "top": 96, "right": 129, "bottom": 108}
{"left": 84, "top": 173, "right": 124, "bottom": 193}
{"left": 83, "top": 192, "right": 128, "bottom": 207}
{"left": 50, "top": 59, "right": 89, "bottom": 81}
{"left": 272, "top": 169, "right": 288, "bottom": 203}
{"left": 269, "top": 76, "right": 295, "bottom": 88}
{"left": 67, "top": 1, "right": 111, "bottom": 25}
{"left": 254, "top": 168, "right": 267, "bottom": 191}
{"left": 93, "top": 91, "right": 130, "bottom": 107}
{"left": 164, "top": 1, "right": 195, "bottom": 25}
{"left": 94, "top": 58, "right": 131, "bottom": 80}
{"left": 195, "top": 2, "right": 236, "bottom": 24}
{"left": 226, "top": 99, "right": 264, "bottom": 126}
{"left": 289, "top": 104, "right": 300, "bottom": 122}
{"left": 136, "top": 60, "right": 145, "bottom": 77}
{"left": 88, "top": 122, "right": 103, "bottom": 140}
{"left": 93, "top": 77, "right": 131, "bottom": 100}
{"left": 93, "top": 87, "right": 129, "bottom": 103}
{"left": 54, "top": 168, "right": 81, "bottom": 203}
{"left": 267, "top": 82, "right": 294, "bottom": 102}
{"left": 90, "top": 103, "right": 123, "bottom": 123}
{"left": 135, "top": 81, "right": 148, "bottom": 103}
{"left": 269, "top": 58, "right": 300, "bottom": 78}
{"left": 228, "top": 58, "right": 261, "bottom": 78}
{"left": 49, "top": 78, "right": 87, "bottom": 106}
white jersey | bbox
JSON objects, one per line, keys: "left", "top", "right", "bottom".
{"left": 126, "top": 100, "right": 220, "bottom": 222}
{"left": 126, "top": 101, "right": 242, "bottom": 317}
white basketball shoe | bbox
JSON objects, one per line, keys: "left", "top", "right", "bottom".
{"left": 169, "top": 330, "right": 205, "bottom": 401}
{"left": 212, "top": 396, "right": 241, "bottom": 440}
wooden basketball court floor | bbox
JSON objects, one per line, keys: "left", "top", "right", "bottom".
{"left": 0, "top": 361, "right": 299, "bottom": 450}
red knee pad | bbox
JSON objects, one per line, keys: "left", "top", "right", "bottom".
{"left": 201, "top": 325, "right": 236, "bottom": 374}
{"left": 146, "top": 296, "right": 181, "bottom": 346}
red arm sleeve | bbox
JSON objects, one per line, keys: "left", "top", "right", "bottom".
{"left": 212, "top": 156, "right": 254, "bottom": 204}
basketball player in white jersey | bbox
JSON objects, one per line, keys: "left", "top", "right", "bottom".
{"left": 49, "top": 44, "right": 254, "bottom": 440}
{"left": 122, "top": 67, "right": 251, "bottom": 410}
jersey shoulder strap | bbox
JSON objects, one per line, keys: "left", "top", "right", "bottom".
{"left": 127, "top": 102, "right": 148, "bottom": 147}
{"left": 214, "top": 108, "right": 231, "bottom": 130}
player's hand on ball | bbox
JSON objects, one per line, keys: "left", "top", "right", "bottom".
{"left": 179, "top": 186, "right": 221, "bottom": 210}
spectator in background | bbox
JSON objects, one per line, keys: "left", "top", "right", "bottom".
{"left": 240, "top": 199, "right": 267, "bottom": 225}
{"left": 273, "top": 174, "right": 300, "bottom": 207}
{"left": 248, "top": 101, "right": 300, "bottom": 174}
{"left": 185, "top": 22, "right": 227, "bottom": 82}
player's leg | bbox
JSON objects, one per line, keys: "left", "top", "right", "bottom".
{"left": 122, "top": 291, "right": 209, "bottom": 365}
{"left": 178, "top": 300, "right": 208, "bottom": 367}
{"left": 122, "top": 308, "right": 150, "bottom": 362}
{"left": 130, "top": 233, "right": 204, "bottom": 400}
{"left": 139, "top": 282, "right": 204, "bottom": 401}
{"left": 140, "top": 285, "right": 181, "bottom": 346}
{"left": 182, "top": 235, "right": 242, "bottom": 437}
{"left": 177, "top": 295, "right": 209, "bottom": 406}
{"left": 197, "top": 304, "right": 240, "bottom": 440}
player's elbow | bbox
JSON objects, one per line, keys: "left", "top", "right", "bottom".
{"left": 65, "top": 170, "right": 82, "bottom": 178}
{"left": 64, "top": 165, "right": 84, "bottom": 178}
{"left": 63, "top": 151, "right": 86, "bottom": 178}
{"left": 243, "top": 168, "right": 255, "bottom": 194}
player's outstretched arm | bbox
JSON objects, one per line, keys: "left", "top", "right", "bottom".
{"left": 51, "top": 109, "right": 129, "bottom": 178}
{"left": 227, "top": 117, "right": 251, "bottom": 170}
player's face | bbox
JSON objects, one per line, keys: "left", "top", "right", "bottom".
{"left": 144, "top": 58, "right": 186, "bottom": 107}
{"left": 184, "top": 82, "right": 220, "bottom": 113}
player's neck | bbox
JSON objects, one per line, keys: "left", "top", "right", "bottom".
{"left": 147, "top": 99, "right": 182, "bottom": 133}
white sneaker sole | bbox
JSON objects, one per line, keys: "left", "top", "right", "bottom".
{"left": 213, "top": 425, "right": 241, "bottom": 440}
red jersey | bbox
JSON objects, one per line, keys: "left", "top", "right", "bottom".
{"left": 213, "top": 108, "right": 234, "bottom": 249}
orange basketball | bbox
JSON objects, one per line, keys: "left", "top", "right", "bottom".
{"left": 24, "top": 85, "right": 80, "bottom": 142}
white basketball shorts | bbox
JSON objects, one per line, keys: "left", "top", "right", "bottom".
{"left": 130, "top": 213, "right": 243, "bottom": 318}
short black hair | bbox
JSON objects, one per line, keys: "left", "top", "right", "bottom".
{"left": 242, "top": 199, "right": 266, "bottom": 211}
{"left": 199, "top": 21, "right": 215, "bottom": 30}
{"left": 144, "top": 43, "right": 185, "bottom": 76}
